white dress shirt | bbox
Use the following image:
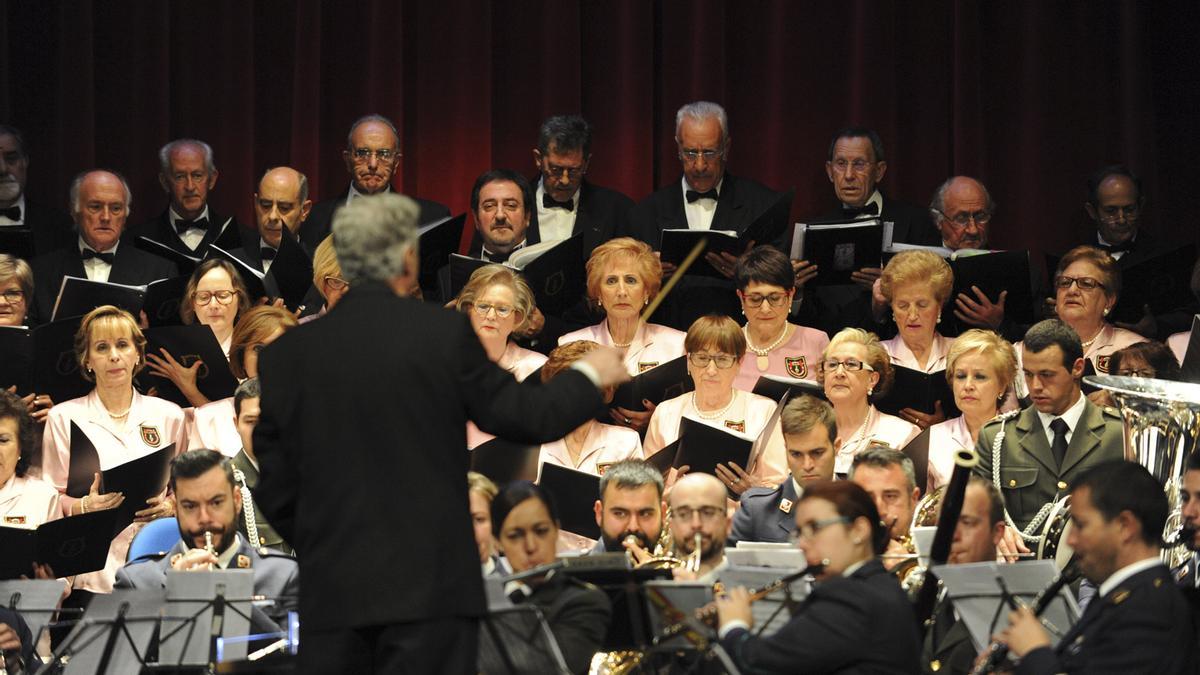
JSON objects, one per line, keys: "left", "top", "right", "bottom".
{"left": 0, "top": 194, "right": 26, "bottom": 226}
{"left": 79, "top": 237, "right": 118, "bottom": 283}
{"left": 1098, "top": 556, "right": 1164, "bottom": 598}
{"left": 681, "top": 176, "right": 724, "bottom": 231}
{"left": 1035, "top": 390, "right": 1087, "bottom": 448}
{"left": 535, "top": 178, "right": 579, "bottom": 243}
{"left": 168, "top": 205, "right": 210, "bottom": 252}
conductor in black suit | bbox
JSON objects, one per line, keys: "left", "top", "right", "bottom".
{"left": 298, "top": 114, "right": 450, "bottom": 251}
{"left": 0, "top": 125, "right": 74, "bottom": 259}
{"left": 252, "top": 192, "right": 628, "bottom": 674}
{"left": 627, "top": 101, "right": 780, "bottom": 328}
{"left": 127, "top": 139, "right": 243, "bottom": 257}
{"left": 29, "top": 170, "right": 177, "bottom": 323}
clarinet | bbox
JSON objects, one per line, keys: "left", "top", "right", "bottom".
{"left": 970, "top": 559, "right": 1081, "bottom": 674}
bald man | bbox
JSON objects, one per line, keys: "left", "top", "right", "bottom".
{"left": 669, "top": 473, "right": 732, "bottom": 582}
{"left": 929, "top": 176, "right": 993, "bottom": 252}
{"left": 298, "top": 114, "right": 449, "bottom": 250}
{"left": 231, "top": 167, "right": 313, "bottom": 274}
{"left": 30, "top": 169, "right": 177, "bottom": 323}
{"left": 130, "top": 138, "right": 244, "bottom": 257}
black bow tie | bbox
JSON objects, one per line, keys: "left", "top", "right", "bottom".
{"left": 542, "top": 194, "right": 574, "bottom": 211}
{"left": 81, "top": 248, "right": 115, "bottom": 265}
{"left": 843, "top": 202, "right": 879, "bottom": 218}
{"left": 260, "top": 247, "right": 277, "bottom": 261}
{"left": 686, "top": 189, "right": 719, "bottom": 203}
{"left": 175, "top": 216, "right": 208, "bottom": 236}
{"left": 1098, "top": 239, "right": 1135, "bottom": 254}
{"left": 482, "top": 249, "right": 510, "bottom": 264}
{"left": 0, "top": 205, "right": 20, "bottom": 221}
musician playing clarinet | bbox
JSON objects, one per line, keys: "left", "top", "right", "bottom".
{"left": 715, "top": 480, "right": 920, "bottom": 673}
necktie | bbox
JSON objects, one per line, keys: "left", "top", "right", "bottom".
{"left": 843, "top": 202, "right": 879, "bottom": 218}
{"left": 81, "top": 248, "right": 116, "bottom": 265}
{"left": 1050, "top": 417, "right": 1069, "bottom": 470}
{"left": 542, "top": 194, "right": 574, "bottom": 211}
{"left": 260, "top": 247, "right": 277, "bottom": 261}
{"left": 0, "top": 205, "right": 20, "bottom": 221}
{"left": 175, "top": 216, "right": 208, "bottom": 236}
{"left": 686, "top": 189, "right": 719, "bottom": 203}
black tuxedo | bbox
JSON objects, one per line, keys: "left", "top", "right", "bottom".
{"left": 127, "top": 207, "right": 245, "bottom": 258}
{"left": 720, "top": 558, "right": 921, "bottom": 674}
{"left": 5, "top": 200, "right": 75, "bottom": 259}
{"left": 299, "top": 188, "right": 450, "bottom": 250}
{"left": 29, "top": 242, "right": 179, "bottom": 324}
{"left": 626, "top": 173, "right": 780, "bottom": 329}
{"left": 252, "top": 283, "right": 604, "bottom": 664}
{"left": 1018, "top": 564, "right": 1195, "bottom": 674}
{"left": 821, "top": 190, "right": 940, "bottom": 246}
{"left": 515, "top": 574, "right": 611, "bottom": 674}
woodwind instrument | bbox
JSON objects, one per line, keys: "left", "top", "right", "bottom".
{"left": 969, "top": 558, "right": 1081, "bottom": 674}
{"left": 913, "top": 448, "right": 979, "bottom": 634}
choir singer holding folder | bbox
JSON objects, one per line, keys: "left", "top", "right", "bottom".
{"left": 251, "top": 193, "right": 627, "bottom": 674}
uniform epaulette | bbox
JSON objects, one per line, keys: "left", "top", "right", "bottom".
{"left": 740, "top": 485, "right": 780, "bottom": 501}
{"left": 258, "top": 547, "right": 297, "bottom": 560}
{"left": 982, "top": 409, "right": 1020, "bottom": 429}
{"left": 1100, "top": 405, "right": 1123, "bottom": 419}
{"left": 127, "top": 551, "right": 169, "bottom": 565}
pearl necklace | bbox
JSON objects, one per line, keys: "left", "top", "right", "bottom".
{"left": 744, "top": 323, "right": 789, "bottom": 371}
{"left": 844, "top": 406, "right": 875, "bottom": 449}
{"left": 693, "top": 390, "right": 737, "bottom": 420}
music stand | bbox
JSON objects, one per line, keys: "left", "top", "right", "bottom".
{"left": 561, "top": 561, "right": 672, "bottom": 652}
{"left": 726, "top": 547, "right": 806, "bottom": 569}
{"left": 157, "top": 570, "right": 254, "bottom": 668}
{"left": 718, "top": 565, "right": 811, "bottom": 637}
{"left": 0, "top": 579, "right": 64, "bottom": 653}
{"left": 642, "top": 581, "right": 713, "bottom": 649}
{"left": 931, "top": 560, "right": 1079, "bottom": 651}
{"left": 44, "top": 589, "right": 164, "bottom": 675}
{"left": 478, "top": 603, "right": 570, "bottom": 675}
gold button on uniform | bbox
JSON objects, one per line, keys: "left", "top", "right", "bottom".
{"left": 1057, "top": 481, "right": 1068, "bottom": 490}
{"left": 930, "top": 659, "right": 941, "bottom": 671}
{"left": 1009, "top": 479, "right": 1017, "bottom": 487}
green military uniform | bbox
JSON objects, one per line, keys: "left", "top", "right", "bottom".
{"left": 973, "top": 398, "right": 1124, "bottom": 533}
{"left": 232, "top": 448, "right": 293, "bottom": 555}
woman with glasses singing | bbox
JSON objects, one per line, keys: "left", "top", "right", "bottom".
{"left": 42, "top": 305, "right": 186, "bottom": 594}
{"left": 643, "top": 315, "right": 787, "bottom": 494}
{"left": 187, "top": 305, "right": 298, "bottom": 456}
{"left": 731, "top": 246, "right": 829, "bottom": 391}
{"left": 1014, "top": 245, "right": 1146, "bottom": 399}
{"left": 820, "top": 328, "right": 919, "bottom": 476}
{"left": 559, "top": 238, "right": 686, "bottom": 432}
{"left": 145, "top": 258, "right": 250, "bottom": 408}
{"left": 0, "top": 254, "right": 54, "bottom": 422}
{"left": 715, "top": 480, "right": 920, "bottom": 674}
{"left": 303, "top": 235, "right": 349, "bottom": 322}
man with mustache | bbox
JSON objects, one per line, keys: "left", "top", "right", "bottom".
{"left": 468, "top": 169, "right": 533, "bottom": 264}
{"left": 298, "top": 114, "right": 449, "bottom": 251}
{"left": 232, "top": 166, "right": 312, "bottom": 274}
{"left": 668, "top": 472, "right": 731, "bottom": 582}
{"left": 1173, "top": 449, "right": 1200, "bottom": 634}
{"left": 590, "top": 459, "right": 665, "bottom": 556}
{"left": 129, "top": 139, "right": 243, "bottom": 257}
{"left": 115, "top": 449, "right": 299, "bottom": 633}
{"left": 0, "top": 124, "right": 74, "bottom": 259}
{"left": 29, "top": 169, "right": 177, "bottom": 323}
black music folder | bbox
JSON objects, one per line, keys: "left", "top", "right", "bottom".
{"left": 901, "top": 428, "right": 931, "bottom": 492}
{"left": 134, "top": 236, "right": 203, "bottom": 275}
{"left": 790, "top": 218, "right": 884, "bottom": 286}
{"left": 142, "top": 274, "right": 189, "bottom": 327}
{"left": 673, "top": 417, "right": 754, "bottom": 476}
{"left": 50, "top": 276, "right": 146, "bottom": 321}
{"left": 645, "top": 440, "right": 679, "bottom": 475}
{"left": 873, "top": 366, "right": 958, "bottom": 419}
{"left": 0, "top": 507, "right": 119, "bottom": 579}
{"left": 751, "top": 374, "right": 825, "bottom": 402}
{"left": 741, "top": 189, "right": 796, "bottom": 250}
{"left": 206, "top": 244, "right": 272, "bottom": 303}
{"left": 950, "top": 250, "right": 1036, "bottom": 325}
{"left": 1181, "top": 315, "right": 1200, "bottom": 384}
{"left": 1111, "top": 243, "right": 1198, "bottom": 322}
{"left": 657, "top": 189, "right": 796, "bottom": 279}
{"left": 446, "top": 234, "right": 586, "bottom": 315}
{"left": 470, "top": 437, "right": 540, "bottom": 485}
{"left": 0, "top": 324, "right": 32, "bottom": 394}
{"left": 537, "top": 462, "right": 601, "bottom": 539}
{"left": 0, "top": 226, "right": 34, "bottom": 260}
{"left": 67, "top": 432, "right": 176, "bottom": 536}
{"left": 610, "top": 355, "right": 691, "bottom": 412}
{"left": 138, "top": 324, "right": 239, "bottom": 406}
{"left": 418, "top": 213, "right": 467, "bottom": 297}
{"left": 0, "top": 318, "right": 91, "bottom": 403}
{"left": 267, "top": 231, "right": 314, "bottom": 311}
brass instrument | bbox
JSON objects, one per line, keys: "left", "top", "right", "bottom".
{"left": 204, "top": 530, "right": 216, "bottom": 571}
{"left": 1085, "top": 375, "right": 1200, "bottom": 568}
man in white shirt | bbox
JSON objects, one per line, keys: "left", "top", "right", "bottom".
{"left": 998, "top": 460, "right": 1195, "bottom": 673}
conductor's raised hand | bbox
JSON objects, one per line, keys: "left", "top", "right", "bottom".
{"left": 580, "top": 346, "right": 631, "bottom": 389}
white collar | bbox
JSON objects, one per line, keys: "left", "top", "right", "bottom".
{"left": 347, "top": 183, "right": 391, "bottom": 203}
{"left": 1096, "top": 231, "right": 1137, "bottom": 248}
{"left": 78, "top": 236, "right": 119, "bottom": 255}
{"left": 842, "top": 189, "right": 883, "bottom": 216}
{"left": 842, "top": 558, "right": 868, "bottom": 578}
{"left": 681, "top": 175, "right": 725, "bottom": 199}
{"left": 216, "top": 533, "right": 243, "bottom": 569}
{"left": 536, "top": 178, "right": 581, "bottom": 207}
{"left": 1098, "top": 556, "right": 1163, "bottom": 598}
{"left": 791, "top": 476, "right": 804, "bottom": 500}
{"left": 168, "top": 205, "right": 210, "bottom": 227}
{"left": 1036, "top": 389, "right": 1087, "bottom": 436}
{"left": 481, "top": 239, "right": 526, "bottom": 261}
{"left": 0, "top": 194, "right": 26, "bottom": 224}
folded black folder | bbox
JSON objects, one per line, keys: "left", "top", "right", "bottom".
{"left": 206, "top": 244, "right": 273, "bottom": 303}
{"left": 900, "top": 428, "right": 931, "bottom": 493}
{"left": 446, "top": 234, "right": 586, "bottom": 315}
{"left": 672, "top": 417, "right": 753, "bottom": 477}
{"left": 950, "top": 250, "right": 1036, "bottom": 325}
{"left": 142, "top": 275, "right": 189, "bottom": 328}
{"left": 657, "top": 189, "right": 796, "bottom": 280}
{"left": 267, "top": 230, "right": 314, "bottom": 311}
{"left": 0, "top": 325, "right": 32, "bottom": 394}
{"left": 138, "top": 325, "right": 239, "bottom": 406}
{"left": 470, "top": 437, "right": 540, "bottom": 485}
{"left": 610, "top": 355, "right": 691, "bottom": 412}
{"left": 537, "top": 462, "right": 601, "bottom": 539}
{"left": 751, "top": 374, "right": 825, "bottom": 402}
{"left": 0, "top": 227, "right": 34, "bottom": 260}
{"left": 51, "top": 276, "right": 146, "bottom": 321}
{"left": 645, "top": 440, "right": 679, "bottom": 475}
{"left": 66, "top": 424, "right": 175, "bottom": 535}
{"left": 1110, "top": 243, "right": 1198, "bottom": 323}
{"left": 1180, "top": 315, "right": 1200, "bottom": 384}
{"left": 740, "top": 189, "right": 796, "bottom": 251}
{"left": 873, "top": 366, "right": 959, "bottom": 419}
{"left": 134, "top": 236, "right": 203, "bottom": 276}
{"left": 791, "top": 218, "right": 884, "bottom": 286}
{"left": 417, "top": 214, "right": 467, "bottom": 298}
{"left": 0, "top": 507, "right": 120, "bottom": 579}
{"left": 0, "top": 318, "right": 91, "bottom": 403}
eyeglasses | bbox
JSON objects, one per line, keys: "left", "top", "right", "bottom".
{"left": 742, "top": 292, "right": 789, "bottom": 308}
{"left": 1054, "top": 276, "right": 1106, "bottom": 291}
{"left": 83, "top": 202, "right": 126, "bottom": 216}
{"left": 789, "top": 516, "right": 853, "bottom": 542}
{"left": 820, "top": 358, "right": 874, "bottom": 373}
{"left": 543, "top": 163, "right": 584, "bottom": 180}
{"left": 1117, "top": 368, "right": 1156, "bottom": 378}
{"left": 688, "top": 352, "right": 737, "bottom": 369}
{"left": 679, "top": 149, "right": 724, "bottom": 163}
{"left": 472, "top": 302, "right": 515, "bottom": 318}
{"left": 0, "top": 289, "right": 24, "bottom": 303}
{"left": 673, "top": 506, "right": 724, "bottom": 523}
{"left": 323, "top": 275, "right": 349, "bottom": 291}
{"left": 935, "top": 209, "right": 992, "bottom": 227}
{"left": 829, "top": 158, "right": 872, "bottom": 174}
{"left": 195, "top": 290, "right": 236, "bottom": 305}
{"left": 1097, "top": 204, "right": 1139, "bottom": 222}
{"left": 350, "top": 148, "right": 399, "bottom": 163}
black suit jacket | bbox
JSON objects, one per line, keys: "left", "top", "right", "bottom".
{"left": 29, "top": 242, "right": 179, "bottom": 324}
{"left": 519, "top": 574, "right": 612, "bottom": 675}
{"left": 821, "top": 190, "right": 940, "bottom": 246}
{"left": 720, "top": 558, "right": 921, "bottom": 674}
{"left": 21, "top": 200, "right": 75, "bottom": 258}
{"left": 299, "top": 188, "right": 450, "bottom": 250}
{"left": 127, "top": 207, "right": 244, "bottom": 258}
{"left": 1018, "top": 565, "right": 1195, "bottom": 675}
{"left": 0, "top": 606, "right": 33, "bottom": 672}
{"left": 921, "top": 597, "right": 975, "bottom": 674}
{"left": 251, "top": 283, "right": 604, "bottom": 630}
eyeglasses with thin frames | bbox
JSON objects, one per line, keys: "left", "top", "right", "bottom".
{"left": 820, "top": 358, "right": 874, "bottom": 373}
{"left": 688, "top": 352, "right": 737, "bottom": 369}
{"left": 195, "top": 290, "right": 236, "bottom": 305}
{"left": 788, "top": 516, "right": 853, "bottom": 543}
{"left": 350, "top": 148, "right": 399, "bottom": 163}
{"left": 472, "top": 302, "right": 514, "bottom": 318}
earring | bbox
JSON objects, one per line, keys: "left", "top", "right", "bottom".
{"left": 867, "top": 387, "right": 874, "bottom": 396}
{"left": 852, "top": 537, "right": 862, "bottom": 545}
{"left": 936, "top": 314, "right": 942, "bottom": 324}
{"left": 1103, "top": 307, "right": 1110, "bottom": 316}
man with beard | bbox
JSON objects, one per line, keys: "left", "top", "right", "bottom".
{"left": 590, "top": 459, "right": 665, "bottom": 556}
{"left": 849, "top": 447, "right": 920, "bottom": 571}
{"left": 668, "top": 473, "right": 731, "bottom": 582}
{"left": 231, "top": 166, "right": 312, "bottom": 274}
{"left": 115, "top": 449, "right": 299, "bottom": 633}
{"left": 0, "top": 124, "right": 74, "bottom": 259}
{"left": 1173, "top": 449, "right": 1200, "bottom": 636}
{"left": 469, "top": 169, "right": 533, "bottom": 264}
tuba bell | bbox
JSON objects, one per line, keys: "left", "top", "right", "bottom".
{"left": 1084, "top": 375, "right": 1200, "bottom": 568}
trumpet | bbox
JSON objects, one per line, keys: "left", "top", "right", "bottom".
{"left": 630, "top": 532, "right": 704, "bottom": 573}
{"left": 204, "top": 530, "right": 216, "bottom": 570}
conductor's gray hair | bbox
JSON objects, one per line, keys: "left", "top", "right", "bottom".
{"left": 69, "top": 170, "right": 133, "bottom": 219}
{"left": 158, "top": 139, "right": 216, "bottom": 178}
{"left": 674, "top": 101, "right": 729, "bottom": 145}
{"left": 333, "top": 193, "right": 420, "bottom": 284}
